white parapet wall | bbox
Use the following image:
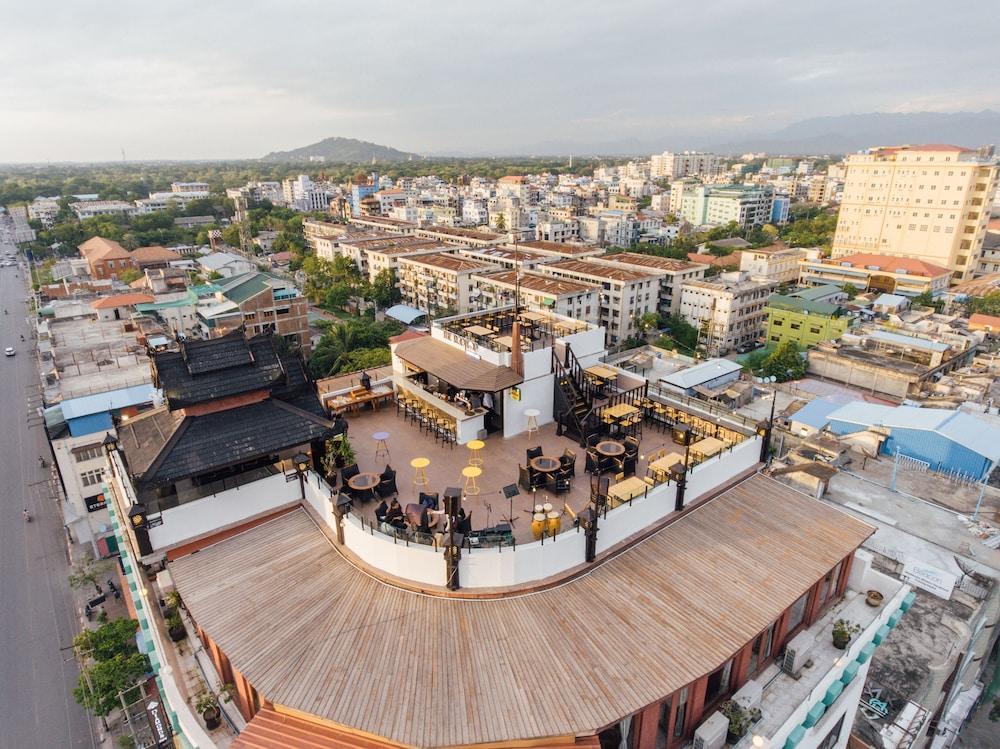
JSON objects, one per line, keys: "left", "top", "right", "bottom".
{"left": 147, "top": 472, "right": 302, "bottom": 553}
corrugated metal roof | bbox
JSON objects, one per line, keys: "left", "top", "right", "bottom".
{"left": 789, "top": 395, "right": 858, "bottom": 430}
{"left": 827, "top": 404, "right": 1000, "bottom": 461}
{"left": 868, "top": 329, "right": 948, "bottom": 352}
{"left": 661, "top": 358, "right": 742, "bottom": 389}
{"left": 59, "top": 384, "right": 158, "bottom": 420}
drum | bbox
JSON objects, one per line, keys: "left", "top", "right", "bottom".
{"left": 534, "top": 504, "right": 544, "bottom": 513}
{"left": 546, "top": 510, "right": 561, "bottom": 535}
{"left": 542, "top": 502, "right": 553, "bottom": 513}
{"left": 531, "top": 513, "right": 546, "bottom": 539}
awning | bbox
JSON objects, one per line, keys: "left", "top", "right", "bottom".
{"left": 394, "top": 336, "right": 522, "bottom": 391}
{"left": 385, "top": 304, "right": 427, "bottom": 324}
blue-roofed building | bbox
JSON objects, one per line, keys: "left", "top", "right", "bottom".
{"left": 787, "top": 394, "right": 858, "bottom": 436}
{"left": 46, "top": 383, "right": 160, "bottom": 557}
{"left": 827, "top": 403, "right": 1000, "bottom": 480}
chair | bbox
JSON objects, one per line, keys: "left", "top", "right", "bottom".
{"left": 624, "top": 436, "right": 640, "bottom": 456}
{"left": 560, "top": 448, "right": 577, "bottom": 477}
{"left": 526, "top": 446, "right": 543, "bottom": 463}
{"left": 377, "top": 467, "right": 398, "bottom": 499}
{"left": 341, "top": 464, "right": 360, "bottom": 484}
{"left": 586, "top": 433, "right": 602, "bottom": 449}
{"left": 554, "top": 468, "right": 572, "bottom": 494}
{"left": 458, "top": 511, "right": 473, "bottom": 535}
{"left": 585, "top": 450, "right": 600, "bottom": 475}
{"left": 616, "top": 455, "right": 638, "bottom": 478}
{"left": 519, "top": 464, "right": 533, "bottom": 491}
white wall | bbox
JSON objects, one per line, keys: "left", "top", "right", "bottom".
{"left": 503, "top": 373, "right": 554, "bottom": 436}
{"left": 342, "top": 515, "right": 445, "bottom": 586}
{"left": 686, "top": 436, "right": 761, "bottom": 503}
{"left": 461, "top": 531, "right": 587, "bottom": 588}
{"left": 147, "top": 472, "right": 301, "bottom": 551}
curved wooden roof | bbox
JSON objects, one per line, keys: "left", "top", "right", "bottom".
{"left": 171, "top": 475, "right": 872, "bottom": 748}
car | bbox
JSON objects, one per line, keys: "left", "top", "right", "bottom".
{"left": 4, "top": 347, "right": 15, "bottom": 357}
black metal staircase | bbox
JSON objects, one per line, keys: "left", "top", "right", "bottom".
{"left": 552, "top": 344, "right": 600, "bottom": 446}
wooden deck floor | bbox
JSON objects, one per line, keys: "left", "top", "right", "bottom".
{"left": 342, "top": 406, "right": 686, "bottom": 544}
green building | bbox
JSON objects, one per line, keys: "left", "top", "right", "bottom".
{"left": 765, "top": 294, "right": 853, "bottom": 348}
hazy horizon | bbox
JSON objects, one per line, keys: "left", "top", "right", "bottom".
{"left": 1, "top": 0, "right": 997, "bottom": 163}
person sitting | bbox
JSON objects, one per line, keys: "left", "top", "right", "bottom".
{"left": 384, "top": 498, "right": 406, "bottom": 530}
{"left": 374, "top": 499, "right": 389, "bottom": 524}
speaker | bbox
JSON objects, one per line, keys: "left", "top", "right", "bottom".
{"left": 443, "top": 486, "right": 462, "bottom": 516}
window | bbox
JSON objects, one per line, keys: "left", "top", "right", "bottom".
{"left": 704, "top": 659, "right": 733, "bottom": 705}
{"left": 75, "top": 446, "right": 103, "bottom": 462}
{"left": 673, "top": 687, "right": 689, "bottom": 738}
{"left": 787, "top": 591, "right": 810, "bottom": 632}
{"left": 80, "top": 468, "right": 104, "bottom": 487}
{"left": 817, "top": 715, "right": 846, "bottom": 749}
{"left": 790, "top": 323, "right": 800, "bottom": 330}
{"left": 656, "top": 697, "right": 673, "bottom": 749}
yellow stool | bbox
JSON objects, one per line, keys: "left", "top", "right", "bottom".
{"left": 461, "top": 465, "right": 482, "bottom": 496}
{"left": 411, "top": 457, "right": 430, "bottom": 486}
{"left": 466, "top": 439, "right": 485, "bottom": 467}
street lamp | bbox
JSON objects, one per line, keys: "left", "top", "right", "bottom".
{"left": 754, "top": 376, "right": 777, "bottom": 464}
{"left": 292, "top": 451, "right": 310, "bottom": 498}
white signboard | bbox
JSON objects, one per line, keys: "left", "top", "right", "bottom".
{"left": 901, "top": 560, "right": 956, "bottom": 599}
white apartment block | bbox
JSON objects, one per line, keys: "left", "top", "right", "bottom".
{"left": 71, "top": 200, "right": 138, "bottom": 220}
{"left": 134, "top": 190, "right": 210, "bottom": 214}
{"left": 396, "top": 252, "right": 499, "bottom": 315}
{"left": 28, "top": 197, "right": 61, "bottom": 227}
{"left": 171, "top": 181, "right": 210, "bottom": 193}
{"left": 651, "top": 151, "right": 721, "bottom": 179}
{"left": 538, "top": 259, "right": 659, "bottom": 344}
{"left": 679, "top": 271, "right": 778, "bottom": 355}
{"left": 677, "top": 184, "right": 775, "bottom": 228}
{"left": 470, "top": 270, "right": 600, "bottom": 324}
{"left": 535, "top": 219, "right": 579, "bottom": 243}
{"left": 739, "top": 245, "right": 810, "bottom": 284}
{"left": 831, "top": 144, "right": 998, "bottom": 282}
{"left": 593, "top": 252, "right": 708, "bottom": 316}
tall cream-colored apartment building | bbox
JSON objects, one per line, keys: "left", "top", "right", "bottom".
{"left": 831, "top": 144, "right": 998, "bottom": 282}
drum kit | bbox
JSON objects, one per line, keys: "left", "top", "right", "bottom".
{"left": 528, "top": 502, "right": 561, "bottom": 539}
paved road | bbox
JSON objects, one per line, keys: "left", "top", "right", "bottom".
{"left": 0, "top": 248, "right": 97, "bottom": 748}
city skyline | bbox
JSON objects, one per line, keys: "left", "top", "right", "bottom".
{"left": 1, "top": 0, "right": 998, "bottom": 162}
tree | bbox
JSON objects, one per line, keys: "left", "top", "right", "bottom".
{"left": 653, "top": 314, "right": 699, "bottom": 354}
{"left": 74, "top": 619, "right": 140, "bottom": 662}
{"left": 324, "top": 282, "right": 354, "bottom": 311}
{"left": 635, "top": 312, "right": 660, "bottom": 336}
{"left": 494, "top": 214, "right": 506, "bottom": 232}
{"left": 911, "top": 290, "right": 943, "bottom": 311}
{"left": 761, "top": 341, "right": 806, "bottom": 381}
{"left": 842, "top": 283, "right": 859, "bottom": 300}
{"left": 74, "top": 652, "right": 150, "bottom": 717}
{"left": 117, "top": 268, "right": 142, "bottom": 285}
{"left": 69, "top": 556, "right": 111, "bottom": 595}
{"left": 969, "top": 291, "right": 1000, "bottom": 316}
{"left": 369, "top": 268, "right": 401, "bottom": 308}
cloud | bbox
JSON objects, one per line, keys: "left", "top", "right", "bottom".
{"left": 0, "top": 0, "right": 995, "bottom": 160}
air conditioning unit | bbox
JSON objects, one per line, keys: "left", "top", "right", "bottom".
{"left": 733, "top": 679, "right": 763, "bottom": 711}
{"left": 782, "top": 630, "right": 814, "bottom": 677}
{"left": 693, "top": 711, "right": 728, "bottom": 749}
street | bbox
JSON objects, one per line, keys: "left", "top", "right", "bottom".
{"left": 0, "top": 246, "right": 97, "bottom": 748}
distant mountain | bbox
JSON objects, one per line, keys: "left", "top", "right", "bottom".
{"left": 705, "top": 111, "right": 1000, "bottom": 155}
{"left": 261, "top": 137, "right": 419, "bottom": 163}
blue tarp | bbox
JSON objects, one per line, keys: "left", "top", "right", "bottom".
{"left": 385, "top": 304, "right": 427, "bottom": 325}
{"left": 68, "top": 412, "right": 114, "bottom": 437}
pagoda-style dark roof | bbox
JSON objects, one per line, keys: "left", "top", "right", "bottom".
{"left": 154, "top": 332, "right": 286, "bottom": 409}
{"left": 118, "top": 398, "right": 338, "bottom": 486}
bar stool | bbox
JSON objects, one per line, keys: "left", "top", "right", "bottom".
{"left": 411, "top": 457, "right": 430, "bottom": 486}
{"left": 466, "top": 439, "right": 485, "bottom": 467}
{"left": 461, "top": 466, "right": 482, "bottom": 496}
{"left": 373, "top": 431, "right": 390, "bottom": 462}
{"left": 524, "top": 408, "right": 540, "bottom": 437}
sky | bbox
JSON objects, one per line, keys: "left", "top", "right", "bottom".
{"left": 0, "top": 0, "right": 997, "bottom": 162}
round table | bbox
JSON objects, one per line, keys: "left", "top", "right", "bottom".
{"left": 373, "top": 431, "right": 390, "bottom": 461}
{"left": 410, "top": 457, "right": 430, "bottom": 486}
{"left": 530, "top": 456, "right": 561, "bottom": 473}
{"left": 461, "top": 465, "right": 482, "bottom": 495}
{"left": 466, "top": 439, "right": 485, "bottom": 467}
{"left": 596, "top": 441, "right": 625, "bottom": 457}
{"left": 348, "top": 472, "right": 380, "bottom": 499}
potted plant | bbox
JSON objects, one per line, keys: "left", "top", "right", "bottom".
{"left": 195, "top": 691, "right": 221, "bottom": 730}
{"left": 719, "top": 700, "right": 761, "bottom": 745}
{"left": 166, "top": 611, "right": 187, "bottom": 642}
{"left": 832, "top": 618, "right": 860, "bottom": 649}
{"left": 162, "top": 589, "right": 182, "bottom": 618}
{"left": 332, "top": 435, "right": 356, "bottom": 470}
{"left": 865, "top": 590, "right": 884, "bottom": 607}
